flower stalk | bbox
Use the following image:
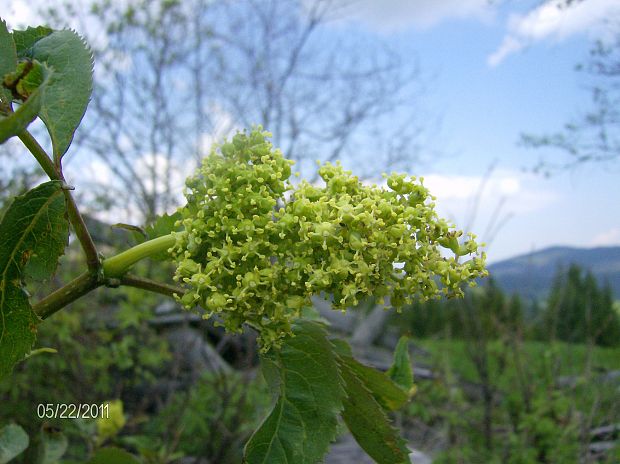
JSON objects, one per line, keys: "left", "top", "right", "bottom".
{"left": 102, "top": 234, "right": 176, "bottom": 278}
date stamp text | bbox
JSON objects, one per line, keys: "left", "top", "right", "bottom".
{"left": 36, "top": 403, "right": 110, "bottom": 419}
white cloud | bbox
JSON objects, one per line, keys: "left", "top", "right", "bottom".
{"left": 489, "top": 0, "right": 620, "bottom": 66}
{"left": 591, "top": 227, "right": 620, "bottom": 246}
{"left": 422, "top": 174, "right": 485, "bottom": 200}
{"left": 365, "top": 170, "right": 556, "bottom": 219}
{"left": 418, "top": 171, "right": 559, "bottom": 243}
{"left": 199, "top": 103, "right": 239, "bottom": 154}
{"left": 81, "top": 159, "right": 114, "bottom": 185}
{"left": 86, "top": 153, "right": 194, "bottom": 223}
{"left": 330, "top": 0, "right": 493, "bottom": 32}
{"left": 3, "top": 0, "right": 41, "bottom": 28}
{"left": 422, "top": 172, "right": 527, "bottom": 202}
{"left": 134, "top": 153, "right": 191, "bottom": 201}
{"left": 94, "top": 49, "right": 132, "bottom": 82}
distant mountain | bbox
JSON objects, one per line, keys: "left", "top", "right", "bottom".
{"left": 487, "top": 246, "right": 620, "bottom": 301}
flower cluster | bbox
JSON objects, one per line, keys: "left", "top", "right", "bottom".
{"left": 171, "top": 128, "right": 487, "bottom": 350}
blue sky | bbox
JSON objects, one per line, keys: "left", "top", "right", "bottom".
{"left": 4, "top": 0, "right": 620, "bottom": 263}
{"left": 328, "top": 0, "right": 620, "bottom": 262}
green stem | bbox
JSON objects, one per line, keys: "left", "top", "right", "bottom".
{"left": 18, "top": 130, "right": 56, "bottom": 179}
{"left": 34, "top": 235, "right": 180, "bottom": 317}
{"left": 33, "top": 272, "right": 102, "bottom": 319}
{"left": 102, "top": 234, "right": 176, "bottom": 278}
{"left": 120, "top": 274, "right": 185, "bottom": 299}
{"left": 19, "top": 130, "right": 100, "bottom": 272}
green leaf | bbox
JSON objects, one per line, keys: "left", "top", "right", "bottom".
{"left": 331, "top": 338, "right": 409, "bottom": 411}
{"left": 0, "top": 424, "right": 29, "bottom": 464}
{"left": 11, "top": 26, "right": 53, "bottom": 57}
{"left": 0, "top": 60, "right": 52, "bottom": 145}
{"left": 257, "top": 353, "right": 281, "bottom": 401}
{"left": 340, "top": 354, "right": 409, "bottom": 411}
{"left": 35, "top": 426, "right": 67, "bottom": 464}
{"left": 145, "top": 211, "right": 182, "bottom": 239}
{"left": 112, "top": 223, "right": 147, "bottom": 241}
{"left": 21, "top": 185, "right": 69, "bottom": 282}
{"left": 387, "top": 336, "right": 414, "bottom": 393}
{"left": 87, "top": 447, "right": 141, "bottom": 464}
{"left": 0, "top": 19, "right": 17, "bottom": 106}
{"left": 330, "top": 338, "right": 411, "bottom": 462}
{"left": 338, "top": 357, "right": 411, "bottom": 464}
{"left": 6, "top": 59, "right": 46, "bottom": 99}
{"left": 142, "top": 212, "right": 181, "bottom": 260}
{"left": 243, "top": 321, "right": 345, "bottom": 464}
{"left": 96, "top": 400, "right": 125, "bottom": 445}
{"left": 0, "top": 181, "right": 68, "bottom": 380}
{"left": 30, "top": 30, "right": 93, "bottom": 162}
{"left": 24, "top": 347, "right": 57, "bottom": 359}
{"left": 0, "top": 278, "right": 36, "bottom": 382}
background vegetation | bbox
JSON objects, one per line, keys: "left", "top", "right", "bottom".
{"left": 2, "top": 0, "right": 620, "bottom": 462}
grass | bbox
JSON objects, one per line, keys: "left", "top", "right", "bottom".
{"left": 410, "top": 337, "right": 620, "bottom": 426}
{"left": 414, "top": 338, "right": 620, "bottom": 381}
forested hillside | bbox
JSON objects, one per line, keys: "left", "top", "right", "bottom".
{"left": 488, "top": 246, "right": 620, "bottom": 300}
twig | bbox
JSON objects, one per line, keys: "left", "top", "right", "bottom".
{"left": 120, "top": 274, "right": 185, "bottom": 299}
{"left": 19, "top": 130, "right": 101, "bottom": 272}
{"left": 33, "top": 272, "right": 102, "bottom": 319}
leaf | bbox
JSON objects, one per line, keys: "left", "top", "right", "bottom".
{"left": 96, "top": 400, "right": 125, "bottom": 445}
{"left": 112, "top": 223, "right": 147, "bottom": 240}
{"left": 24, "top": 347, "right": 57, "bottom": 359}
{"left": 387, "top": 336, "right": 414, "bottom": 393}
{"left": 0, "top": 424, "right": 29, "bottom": 464}
{"left": 144, "top": 211, "right": 182, "bottom": 239}
{"left": 0, "top": 279, "right": 36, "bottom": 382}
{"left": 257, "top": 353, "right": 281, "bottom": 401}
{"left": 340, "top": 354, "right": 409, "bottom": 412}
{"left": 0, "top": 181, "right": 68, "bottom": 380}
{"left": 35, "top": 426, "right": 67, "bottom": 464}
{"left": 331, "top": 338, "right": 409, "bottom": 411}
{"left": 0, "top": 60, "right": 52, "bottom": 145}
{"left": 0, "top": 19, "right": 17, "bottom": 106}
{"left": 87, "top": 447, "right": 141, "bottom": 464}
{"left": 243, "top": 321, "right": 345, "bottom": 464}
{"left": 141, "top": 212, "right": 182, "bottom": 260}
{"left": 21, "top": 184, "right": 69, "bottom": 282}
{"left": 30, "top": 30, "right": 93, "bottom": 162}
{"left": 11, "top": 26, "right": 53, "bottom": 57}
{"left": 338, "top": 357, "right": 411, "bottom": 464}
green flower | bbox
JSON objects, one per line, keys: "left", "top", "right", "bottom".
{"left": 171, "top": 127, "right": 487, "bottom": 350}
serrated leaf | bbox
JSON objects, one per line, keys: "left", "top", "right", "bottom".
{"left": 331, "top": 338, "right": 409, "bottom": 411}
{"left": 0, "top": 424, "right": 29, "bottom": 464}
{"left": 258, "top": 353, "right": 281, "bottom": 401}
{"left": 21, "top": 185, "right": 69, "bottom": 282}
{"left": 111, "top": 222, "right": 148, "bottom": 249}
{"left": 30, "top": 30, "right": 93, "bottom": 162}
{"left": 145, "top": 211, "right": 182, "bottom": 239}
{"left": 0, "top": 19, "right": 17, "bottom": 106}
{"left": 112, "top": 223, "right": 147, "bottom": 239}
{"left": 243, "top": 321, "right": 344, "bottom": 464}
{"left": 329, "top": 338, "right": 352, "bottom": 356}
{"left": 338, "top": 357, "right": 410, "bottom": 464}
{"left": 141, "top": 212, "right": 182, "bottom": 260}
{"left": 340, "top": 354, "right": 409, "bottom": 412}
{"left": 0, "top": 281, "right": 37, "bottom": 381}
{"left": 0, "top": 60, "right": 52, "bottom": 145}
{"left": 387, "top": 336, "right": 414, "bottom": 393}
{"left": 11, "top": 26, "right": 53, "bottom": 57}
{"left": 0, "top": 181, "right": 68, "bottom": 380}
{"left": 87, "top": 447, "right": 141, "bottom": 464}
